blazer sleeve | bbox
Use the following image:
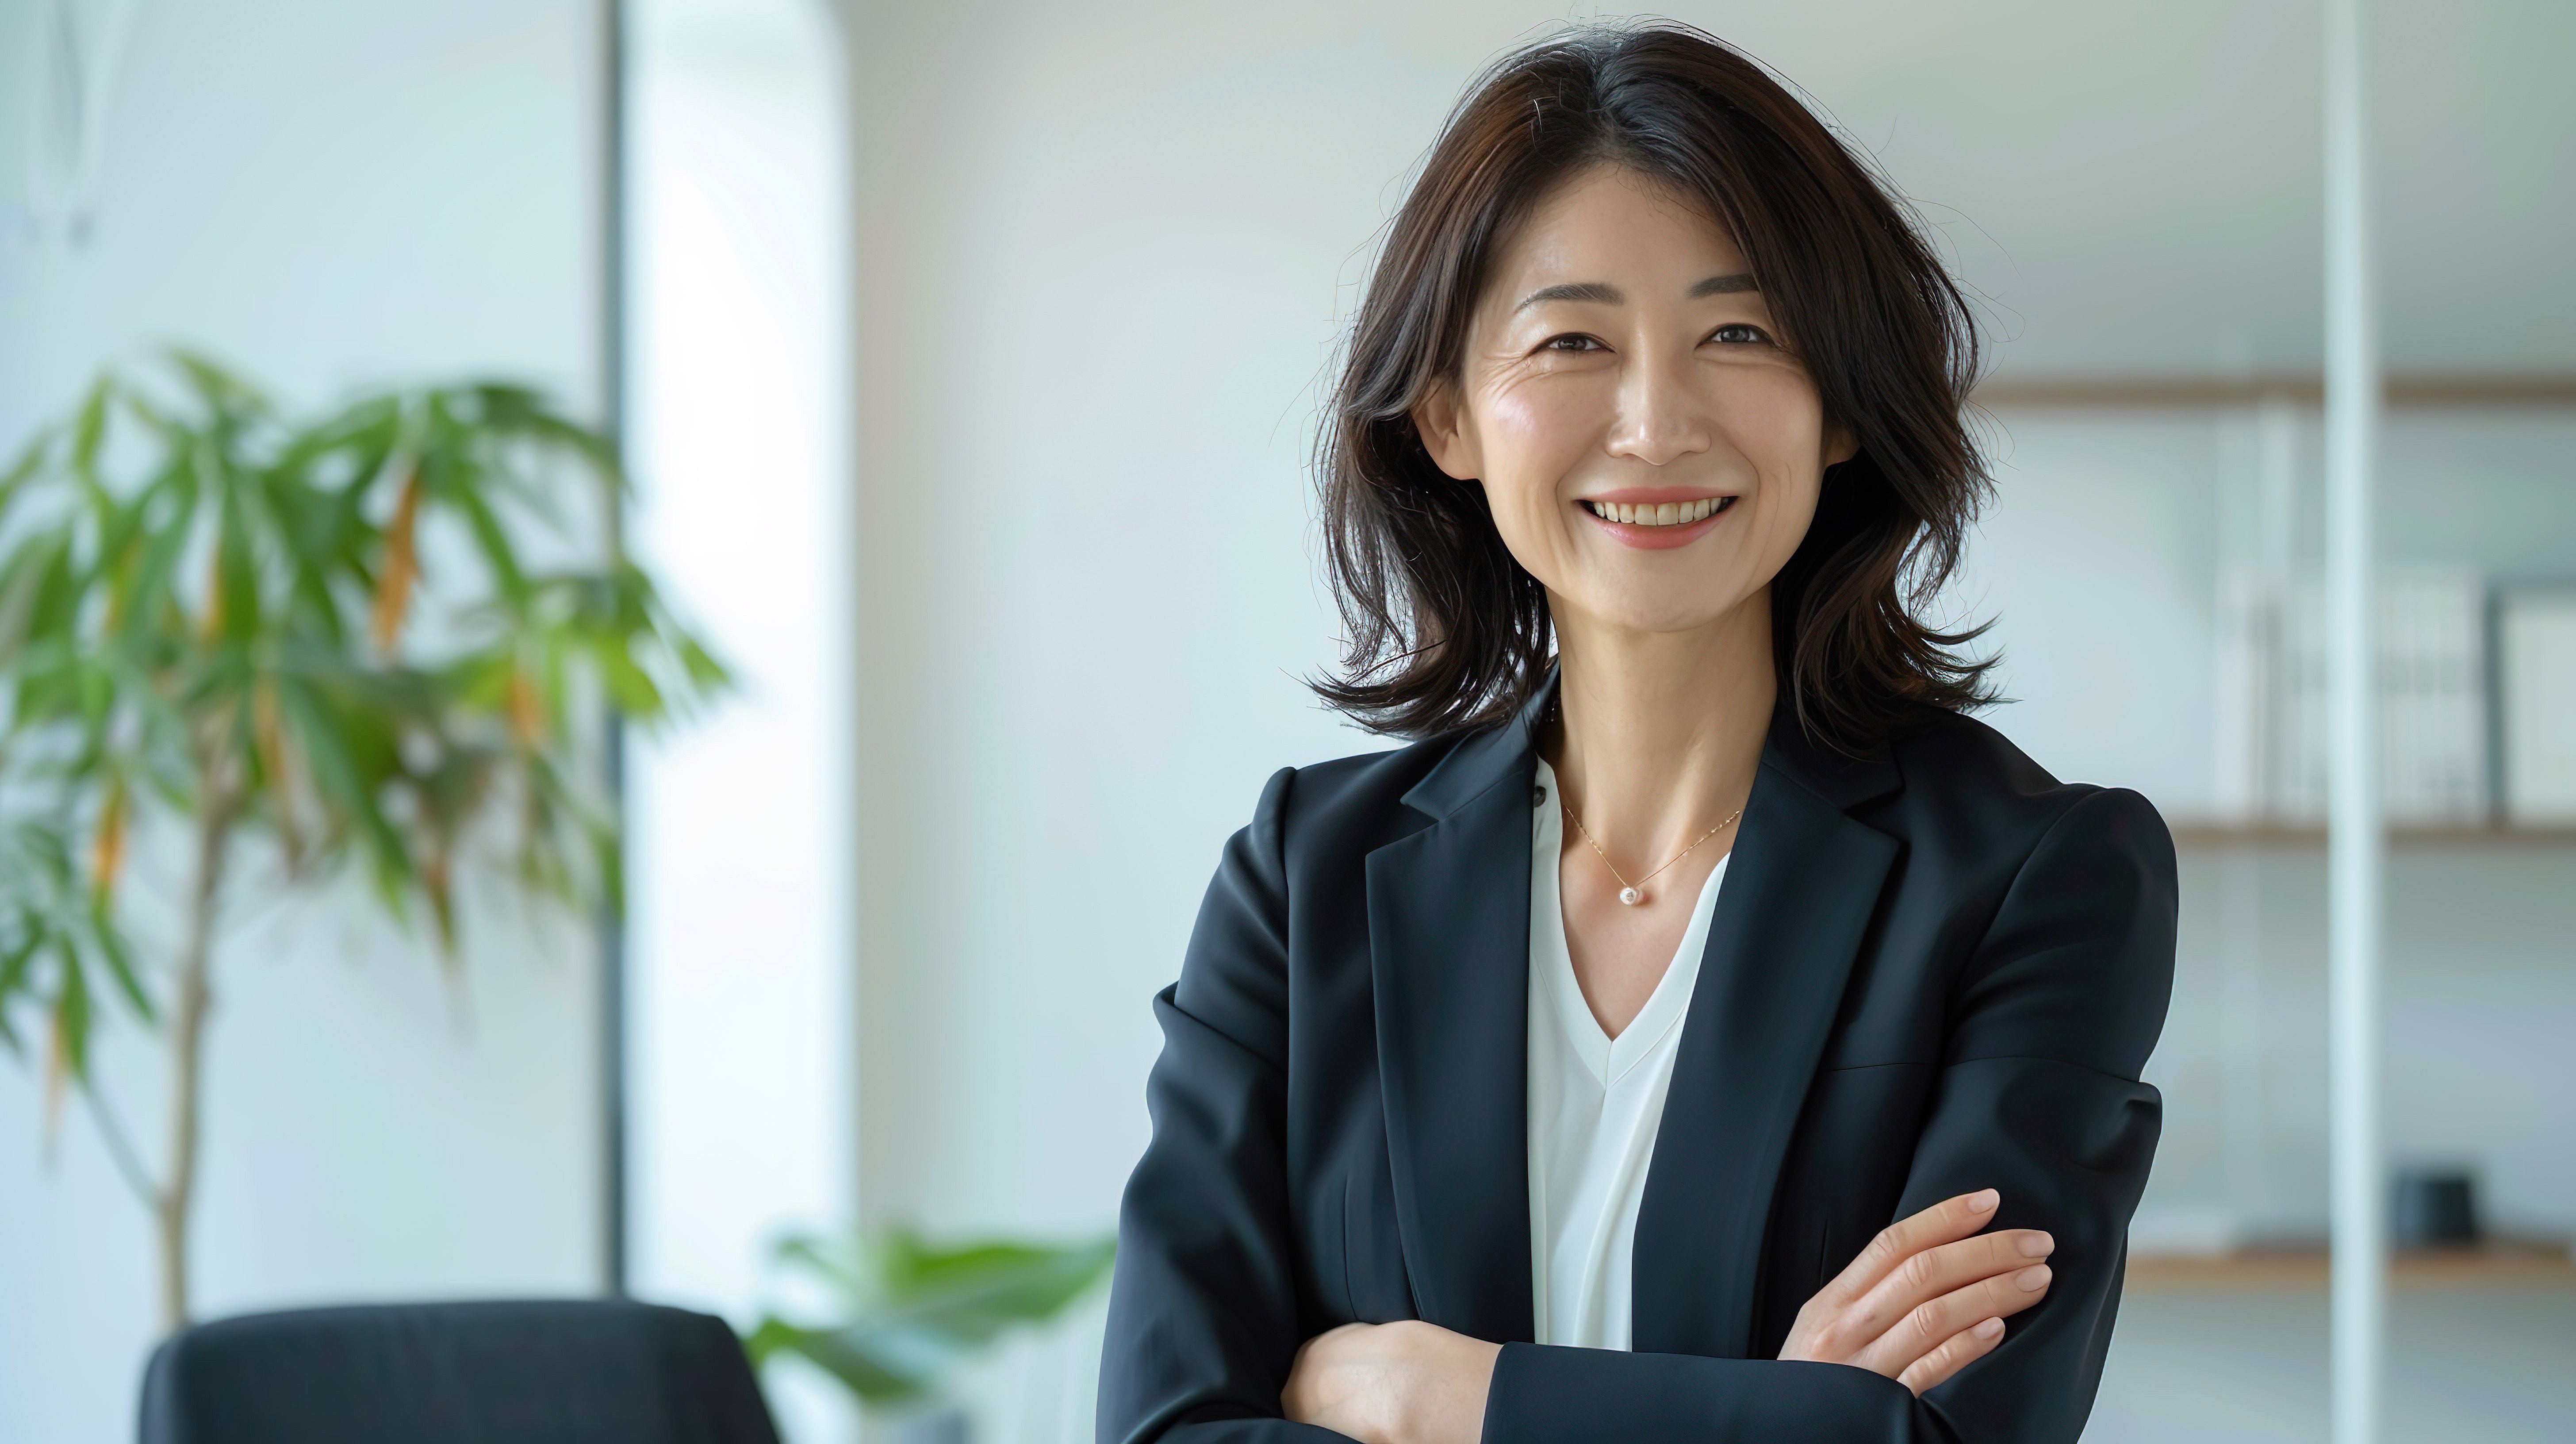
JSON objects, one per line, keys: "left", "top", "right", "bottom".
{"left": 1098, "top": 767, "right": 1347, "bottom": 1444}
{"left": 1483, "top": 786, "right": 2177, "bottom": 1444}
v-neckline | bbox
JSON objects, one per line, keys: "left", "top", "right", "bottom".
{"left": 1533, "top": 759, "right": 1730, "bottom": 1088}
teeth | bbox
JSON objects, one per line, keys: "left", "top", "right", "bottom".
{"left": 1587, "top": 497, "right": 1727, "bottom": 525}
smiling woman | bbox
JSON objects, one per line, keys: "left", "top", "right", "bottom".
{"left": 1315, "top": 25, "right": 1991, "bottom": 751}
{"left": 1099, "top": 21, "right": 2174, "bottom": 1444}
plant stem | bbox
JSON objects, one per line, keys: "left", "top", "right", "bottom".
{"left": 158, "top": 786, "right": 232, "bottom": 1334}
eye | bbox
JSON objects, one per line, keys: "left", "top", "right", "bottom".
{"left": 1710, "top": 323, "right": 1772, "bottom": 346}
{"left": 1539, "top": 333, "right": 1606, "bottom": 353}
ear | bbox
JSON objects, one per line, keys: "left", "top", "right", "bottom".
{"left": 1822, "top": 417, "right": 1861, "bottom": 469}
{"left": 1411, "top": 380, "right": 1482, "bottom": 482}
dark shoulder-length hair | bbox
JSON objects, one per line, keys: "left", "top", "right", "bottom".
{"left": 1313, "top": 20, "right": 1995, "bottom": 750}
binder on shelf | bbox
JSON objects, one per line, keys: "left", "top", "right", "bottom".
{"left": 2498, "top": 586, "right": 2576, "bottom": 826}
{"left": 2212, "top": 567, "right": 2488, "bottom": 825}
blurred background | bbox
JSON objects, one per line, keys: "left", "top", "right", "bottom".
{"left": 3, "top": 1, "right": 2571, "bottom": 1441}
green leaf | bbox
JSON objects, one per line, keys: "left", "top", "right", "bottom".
{"left": 165, "top": 349, "right": 272, "bottom": 423}
{"left": 51, "top": 941, "right": 92, "bottom": 1082}
{"left": 0, "top": 423, "right": 55, "bottom": 506}
{"left": 89, "top": 898, "right": 152, "bottom": 1023}
{"left": 0, "top": 923, "right": 44, "bottom": 1053}
{"left": 676, "top": 635, "right": 729, "bottom": 690}
{"left": 748, "top": 1229, "right": 1116, "bottom": 1405}
{"left": 594, "top": 644, "right": 665, "bottom": 718}
{"left": 115, "top": 463, "right": 203, "bottom": 647}
{"left": 67, "top": 379, "right": 111, "bottom": 489}
{"left": 0, "top": 531, "right": 71, "bottom": 665}
{"left": 211, "top": 470, "right": 262, "bottom": 643}
{"left": 744, "top": 1317, "right": 939, "bottom": 1403}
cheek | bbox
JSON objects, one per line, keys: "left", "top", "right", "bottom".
{"left": 1477, "top": 379, "right": 1600, "bottom": 490}
{"left": 1711, "top": 377, "right": 1829, "bottom": 570}
{"left": 1750, "top": 472, "right": 1823, "bottom": 573}
{"left": 1468, "top": 382, "right": 1597, "bottom": 562}
{"left": 1711, "top": 369, "right": 1825, "bottom": 457}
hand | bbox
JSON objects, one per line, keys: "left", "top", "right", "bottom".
{"left": 1778, "top": 1188, "right": 2055, "bottom": 1394}
{"left": 1282, "top": 1320, "right": 1501, "bottom": 1444}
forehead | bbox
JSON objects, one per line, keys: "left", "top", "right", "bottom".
{"left": 1487, "top": 165, "right": 1745, "bottom": 293}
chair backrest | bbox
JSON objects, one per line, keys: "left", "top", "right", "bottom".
{"left": 137, "top": 1298, "right": 782, "bottom": 1444}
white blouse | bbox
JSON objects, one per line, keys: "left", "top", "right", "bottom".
{"left": 1525, "top": 758, "right": 1732, "bottom": 1349}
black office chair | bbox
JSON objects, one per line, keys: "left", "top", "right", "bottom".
{"left": 137, "top": 1298, "right": 782, "bottom": 1444}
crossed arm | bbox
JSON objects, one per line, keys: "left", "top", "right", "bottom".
{"left": 1282, "top": 1189, "right": 2057, "bottom": 1444}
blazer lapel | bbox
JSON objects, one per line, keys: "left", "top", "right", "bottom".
{"left": 1629, "top": 716, "right": 1902, "bottom": 1358}
{"left": 1365, "top": 685, "right": 1552, "bottom": 1344}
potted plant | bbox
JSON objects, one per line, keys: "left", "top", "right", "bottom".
{"left": 0, "top": 353, "right": 725, "bottom": 1329}
{"left": 748, "top": 1226, "right": 1117, "bottom": 1441}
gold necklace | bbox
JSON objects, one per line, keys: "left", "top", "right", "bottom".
{"left": 1561, "top": 800, "right": 1743, "bottom": 906}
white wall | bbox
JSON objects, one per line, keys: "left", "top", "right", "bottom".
{"left": 623, "top": 0, "right": 856, "bottom": 1440}
{"left": 1956, "top": 411, "right": 2225, "bottom": 810}
{"left": 0, "top": 4, "right": 607, "bottom": 1440}
{"left": 845, "top": 0, "right": 1450, "bottom": 1245}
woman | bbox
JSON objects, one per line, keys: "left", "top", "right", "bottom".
{"left": 1100, "top": 22, "right": 2173, "bottom": 1444}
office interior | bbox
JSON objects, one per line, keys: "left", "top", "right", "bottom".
{"left": 0, "top": 1, "right": 2569, "bottom": 1441}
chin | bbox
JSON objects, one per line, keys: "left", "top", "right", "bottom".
{"left": 1574, "top": 590, "right": 1748, "bottom": 637}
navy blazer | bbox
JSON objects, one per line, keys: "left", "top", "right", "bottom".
{"left": 1099, "top": 677, "right": 2176, "bottom": 1444}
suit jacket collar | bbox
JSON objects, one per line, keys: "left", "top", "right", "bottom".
{"left": 1371, "top": 668, "right": 1905, "bottom": 1349}
{"left": 1396, "top": 672, "right": 1561, "bottom": 822}
{"left": 1366, "top": 682, "right": 1549, "bottom": 1340}
{"left": 1629, "top": 728, "right": 1901, "bottom": 1356}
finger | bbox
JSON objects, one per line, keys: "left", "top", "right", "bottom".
{"left": 1819, "top": 1189, "right": 2001, "bottom": 1306}
{"left": 1897, "top": 1316, "right": 2005, "bottom": 1396}
{"left": 1847, "top": 1227, "right": 2054, "bottom": 1336}
{"left": 1859, "top": 1262, "right": 2052, "bottom": 1379}
{"left": 1280, "top": 1324, "right": 1367, "bottom": 1426}
{"left": 1280, "top": 1333, "right": 1323, "bottom": 1422}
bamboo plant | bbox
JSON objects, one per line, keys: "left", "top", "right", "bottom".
{"left": 0, "top": 353, "right": 725, "bottom": 1330}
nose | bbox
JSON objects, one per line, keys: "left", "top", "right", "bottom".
{"left": 1605, "top": 350, "right": 1713, "bottom": 469}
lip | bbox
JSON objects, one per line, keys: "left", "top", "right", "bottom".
{"left": 1576, "top": 490, "right": 1737, "bottom": 550}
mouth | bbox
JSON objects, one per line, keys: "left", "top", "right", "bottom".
{"left": 1576, "top": 492, "right": 1738, "bottom": 551}
{"left": 1577, "top": 495, "right": 1735, "bottom": 527}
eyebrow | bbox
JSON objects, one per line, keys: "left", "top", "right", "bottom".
{"left": 1690, "top": 272, "right": 1759, "bottom": 296}
{"left": 1513, "top": 273, "right": 1760, "bottom": 311}
{"left": 1514, "top": 281, "right": 1622, "bottom": 311}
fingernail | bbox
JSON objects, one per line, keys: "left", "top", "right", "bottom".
{"left": 1966, "top": 1189, "right": 1999, "bottom": 1214}
{"left": 2016, "top": 1265, "right": 2052, "bottom": 1291}
{"left": 1973, "top": 1317, "right": 2004, "bottom": 1340}
{"left": 2020, "top": 1232, "right": 2055, "bottom": 1257}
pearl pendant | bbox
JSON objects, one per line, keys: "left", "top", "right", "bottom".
{"left": 1619, "top": 887, "right": 1642, "bottom": 906}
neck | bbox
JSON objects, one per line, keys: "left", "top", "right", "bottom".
{"left": 1544, "top": 588, "right": 1776, "bottom": 860}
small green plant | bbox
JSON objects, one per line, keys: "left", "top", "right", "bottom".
{"left": 748, "top": 1228, "right": 1117, "bottom": 1404}
{"left": 0, "top": 353, "right": 726, "bottom": 1329}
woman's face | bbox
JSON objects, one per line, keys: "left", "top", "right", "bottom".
{"left": 1414, "top": 164, "right": 1855, "bottom": 638}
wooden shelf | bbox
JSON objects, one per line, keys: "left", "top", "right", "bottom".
{"left": 1971, "top": 374, "right": 2576, "bottom": 410}
{"left": 2127, "top": 1240, "right": 2576, "bottom": 1294}
{"left": 2169, "top": 822, "right": 2576, "bottom": 850}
